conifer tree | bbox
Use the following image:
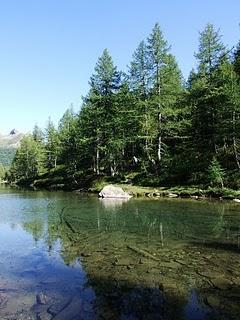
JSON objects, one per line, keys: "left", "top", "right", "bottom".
{"left": 58, "top": 108, "right": 78, "bottom": 175}
{"left": 195, "top": 23, "right": 225, "bottom": 77}
{"left": 129, "top": 40, "right": 153, "bottom": 168}
{"left": 32, "top": 124, "right": 44, "bottom": 143}
{"left": 233, "top": 42, "right": 240, "bottom": 78}
{"left": 147, "top": 23, "right": 183, "bottom": 169}
{"left": 129, "top": 40, "right": 151, "bottom": 96}
{"left": 208, "top": 157, "right": 225, "bottom": 188}
{"left": 189, "top": 24, "right": 226, "bottom": 172}
{"left": 9, "top": 135, "right": 45, "bottom": 181}
{"left": 84, "top": 49, "right": 121, "bottom": 175}
{"left": 45, "top": 119, "right": 60, "bottom": 169}
{"left": 8, "top": 22, "right": 240, "bottom": 189}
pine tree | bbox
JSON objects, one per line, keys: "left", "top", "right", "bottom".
{"left": 189, "top": 24, "right": 226, "bottom": 174}
{"left": 9, "top": 135, "right": 45, "bottom": 181}
{"left": 213, "top": 55, "right": 240, "bottom": 170}
{"left": 32, "top": 124, "right": 44, "bottom": 143}
{"left": 233, "top": 42, "right": 240, "bottom": 77}
{"left": 129, "top": 40, "right": 153, "bottom": 169}
{"left": 45, "top": 119, "right": 60, "bottom": 169}
{"left": 129, "top": 40, "right": 151, "bottom": 96}
{"left": 57, "top": 108, "right": 78, "bottom": 180}
{"left": 90, "top": 48, "right": 120, "bottom": 95}
{"left": 83, "top": 49, "right": 121, "bottom": 175}
{"left": 195, "top": 23, "right": 225, "bottom": 77}
{"left": 208, "top": 157, "right": 225, "bottom": 188}
{"left": 147, "top": 23, "right": 183, "bottom": 169}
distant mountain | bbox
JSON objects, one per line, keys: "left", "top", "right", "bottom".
{"left": 0, "top": 129, "right": 25, "bottom": 166}
{"left": 0, "top": 129, "right": 24, "bottom": 149}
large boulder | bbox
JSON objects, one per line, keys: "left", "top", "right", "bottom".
{"left": 233, "top": 198, "right": 240, "bottom": 203}
{"left": 99, "top": 185, "right": 131, "bottom": 199}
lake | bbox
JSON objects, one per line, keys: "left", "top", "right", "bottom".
{"left": 0, "top": 186, "right": 239, "bottom": 320}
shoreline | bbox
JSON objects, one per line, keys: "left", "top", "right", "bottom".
{"left": 5, "top": 178, "right": 240, "bottom": 202}
{"left": 87, "top": 183, "right": 240, "bottom": 202}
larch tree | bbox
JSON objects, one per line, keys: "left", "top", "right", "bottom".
{"left": 86, "top": 49, "right": 121, "bottom": 175}
{"left": 129, "top": 40, "right": 153, "bottom": 168}
{"left": 45, "top": 119, "right": 60, "bottom": 169}
{"left": 189, "top": 24, "right": 226, "bottom": 172}
{"left": 58, "top": 108, "right": 78, "bottom": 177}
{"left": 9, "top": 135, "right": 45, "bottom": 181}
{"left": 147, "top": 23, "right": 183, "bottom": 170}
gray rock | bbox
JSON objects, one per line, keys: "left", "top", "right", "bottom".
{"left": 233, "top": 198, "right": 240, "bottom": 203}
{"left": 99, "top": 185, "right": 131, "bottom": 199}
{"left": 167, "top": 193, "right": 178, "bottom": 198}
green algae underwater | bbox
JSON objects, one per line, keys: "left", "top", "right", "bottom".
{"left": 0, "top": 185, "right": 240, "bottom": 319}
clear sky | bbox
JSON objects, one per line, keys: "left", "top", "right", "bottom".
{"left": 0, "top": 0, "right": 239, "bottom": 134}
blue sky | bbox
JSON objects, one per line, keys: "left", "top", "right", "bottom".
{"left": 0, "top": 0, "right": 239, "bottom": 134}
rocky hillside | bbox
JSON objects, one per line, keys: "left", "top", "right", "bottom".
{"left": 0, "top": 130, "right": 24, "bottom": 166}
{"left": 0, "top": 129, "right": 24, "bottom": 148}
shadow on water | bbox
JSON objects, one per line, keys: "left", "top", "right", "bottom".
{"left": 84, "top": 274, "right": 204, "bottom": 320}
{"left": 53, "top": 271, "right": 240, "bottom": 320}
{"left": 189, "top": 240, "right": 240, "bottom": 254}
{"left": 1, "top": 264, "right": 240, "bottom": 319}
{"left": 86, "top": 262, "right": 240, "bottom": 319}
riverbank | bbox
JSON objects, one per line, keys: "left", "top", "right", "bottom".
{"left": 9, "top": 169, "right": 240, "bottom": 201}
{"left": 88, "top": 183, "right": 240, "bottom": 201}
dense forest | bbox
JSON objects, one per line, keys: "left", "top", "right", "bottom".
{"left": 7, "top": 23, "right": 240, "bottom": 192}
{"left": 0, "top": 148, "right": 16, "bottom": 167}
{"left": 0, "top": 149, "right": 14, "bottom": 181}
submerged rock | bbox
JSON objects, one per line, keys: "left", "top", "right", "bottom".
{"left": 205, "top": 294, "right": 221, "bottom": 308}
{"left": 99, "top": 185, "right": 131, "bottom": 199}
{"left": 0, "top": 293, "right": 8, "bottom": 308}
{"left": 210, "top": 277, "right": 232, "bottom": 290}
{"left": 37, "top": 312, "right": 52, "bottom": 320}
{"left": 36, "top": 292, "right": 48, "bottom": 305}
{"left": 51, "top": 296, "right": 83, "bottom": 320}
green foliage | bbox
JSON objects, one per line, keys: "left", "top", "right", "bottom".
{"left": 195, "top": 23, "right": 225, "bottom": 76}
{"left": 45, "top": 118, "right": 60, "bottom": 169}
{"left": 0, "top": 163, "right": 7, "bottom": 180}
{"left": 208, "top": 157, "right": 225, "bottom": 188}
{"left": 129, "top": 40, "right": 151, "bottom": 95}
{"left": 233, "top": 42, "right": 240, "bottom": 78}
{"left": 7, "top": 22, "right": 240, "bottom": 191}
{"left": 32, "top": 124, "right": 44, "bottom": 143}
{"left": 0, "top": 148, "right": 16, "bottom": 166}
{"left": 8, "top": 135, "right": 45, "bottom": 182}
{"left": 90, "top": 48, "right": 120, "bottom": 95}
{"left": 187, "top": 24, "right": 240, "bottom": 176}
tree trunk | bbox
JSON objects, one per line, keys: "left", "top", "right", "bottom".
{"left": 233, "top": 137, "right": 240, "bottom": 170}
{"left": 233, "top": 111, "right": 240, "bottom": 170}
{"left": 96, "top": 147, "right": 100, "bottom": 175}
{"left": 157, "top": 65, "right": 162, "bottom": 162}
{"left": 110, "top": 161, "right": 117, "bottom": 177}
{"left": 157, "top": 113, "right": 162, "bottom": 161}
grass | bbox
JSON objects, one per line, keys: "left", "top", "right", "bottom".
{"left": 89, "top": 178, "right": 240, "bottom": 199}
{"left": 13, "top": 168, "right": 240, "bottom": 200}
